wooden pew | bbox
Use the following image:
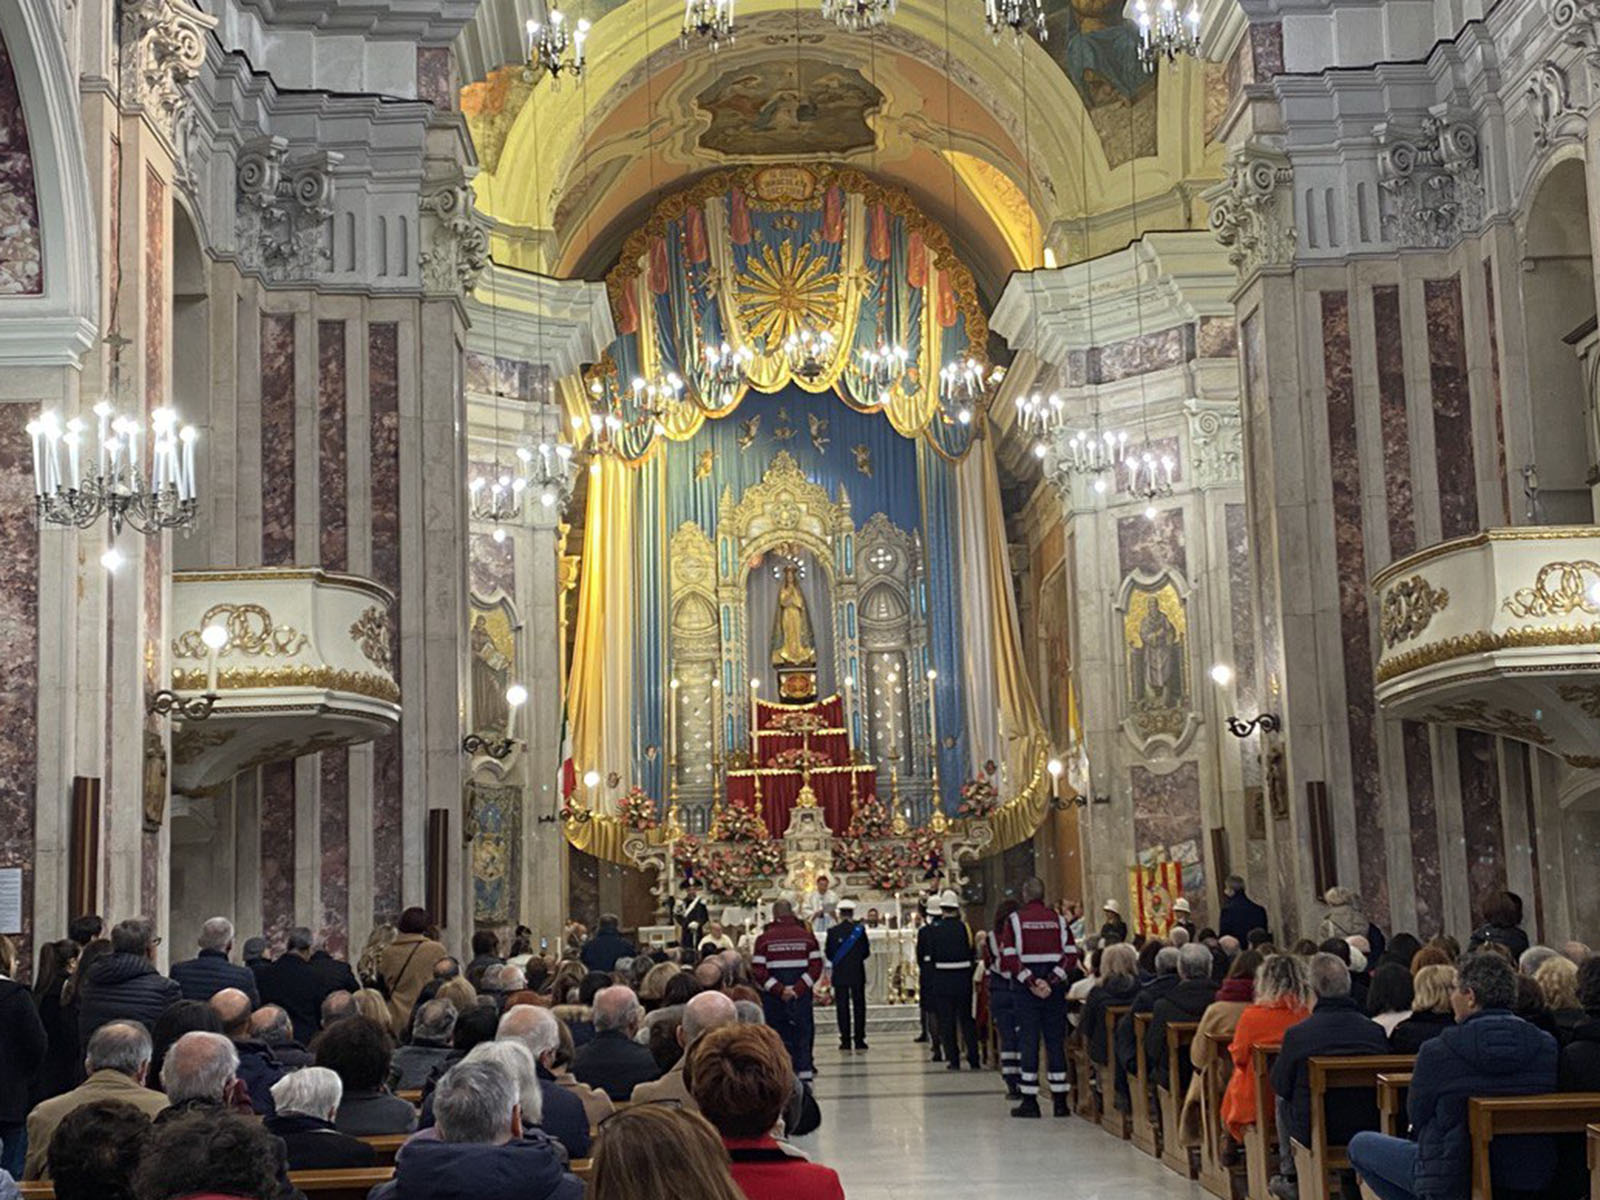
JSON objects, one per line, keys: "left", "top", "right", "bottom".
{"left": 1160, "top": 1021, "right": 1202, "bottom": 1179}
{"left": 22, "top": 1168, "right": 397, "bottom": 1200}
{"left": 1069, "top": 1034, "right": 1100, "bottom": 1121}
{"left": 1467, "top": 1094, "right": 1600, "bottom": 1200}
{"left": 1130, "top": 1011, "right": 1161, "bottom": 1157}
{"left": 1244, "top": 1044, "right": 1280, "bottom": 1200}
{"left": 1376, "top": 1072, "right": 1411, "bottom": 1138}
{"left": 1588, "top": 1122, "right": 1600, "bottom": 1200}
{"left": 1196, "top": 1031, "right": 1241, "bottom": 1200}
{"left": 1290, "top": 1055, "right": 1415, "bottom": 1200}
{"left": 396, "top": 1088, "right": 423, "bottom": 1105}
{"left": 1101, "top": 1005, "right": 1132, "bottom": 1139}
{"left": 359, "top": 1133, "right": 409, "bottom": 1166}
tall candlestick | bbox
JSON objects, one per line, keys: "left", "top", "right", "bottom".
{"left": 749, "top": 678, "right": 760, "bottom": 746}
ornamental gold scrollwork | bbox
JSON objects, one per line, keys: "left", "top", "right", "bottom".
{"left": 173, "top": 604, "right": 308, "bottom": 659}
{"left": 349, "top": 606, "right": 394, "bottom": 674}
{"left": 1557, "top": 683, "right": 1600, "bottom": 720}
{"left": 1380, "top": 576, "right": 1450, "bottom": 649}
{"left": 1502, "top": 561, "right": 1600, "bottom": 619}
{"left": 1420, "top": 699, "right": 1553, "bottom": 746}
{"left": 1375, "top": 623, "right": 1600, "bottom": 684}
{"left": 170, "top": 665, "right": 400, "bottom": 705}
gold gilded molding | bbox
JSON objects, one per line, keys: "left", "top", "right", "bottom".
{"left": 349, "top": 606, "right": 394, "bottom": 674}
{"left": 1503, "top": 560, "right": 1600, "bottom": 619}
{"left": 174, "top": 603, "right": 307, "bottom": 659}
{"left": 1380, "top": 576, "right": 1449, "bottom": 649}
{"left": 1371, "top": 526, "right": 1600, "bottom": 591}
{"left": 173, "top": 567, "right": 396, "bottom": 605}
{"left": 1376, "top": 623, "right": 1600, "bottom": 684}
{"left": 1558, "top": 682, "right": 1600, "bottom": 720}
{"left": 1420, "top": 698, "right": 1553, "bottom": 746}
{"left": 1564, "top": 754, "right": 1600, "bottom": 769}
{"left": 170, "top": 665, "right": 400, "bottom": 705}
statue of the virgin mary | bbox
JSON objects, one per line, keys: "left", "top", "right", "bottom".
{"left": 770, "top": 562, "right": 817, "bottom": 667}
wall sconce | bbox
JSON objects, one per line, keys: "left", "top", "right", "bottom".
{"left": 150, "top": 622, "right": 228, "bottom": 721}
{"left": 1226, "top": 713, "right": 1281, "bottom": 739}
{"left": 462, "top": 683, "right": 528, "bottom": 759}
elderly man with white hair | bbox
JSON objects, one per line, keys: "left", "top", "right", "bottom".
{"left": 570, "top": 985, "right": 662, "bottom": 1101}
{"left": 370, "top": 1061, "right": 581, "bottom": 1200}
{"left": 631, "top": 990, "right": 738, "bottom": 1109}
{"left": 171, "top": 916, "right": 261, "bottom": 1006}
{"left": 23, "top": 1022, "right": 168, "bottom": 1179}
{"left": 265, "top": 1067, "right": 376, "bottom": 1170}
{"left": 495, "top": 1005, "right": 592, "bottom": 1158}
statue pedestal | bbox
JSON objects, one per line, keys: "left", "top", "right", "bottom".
{"left": 780, "top": 781, "right": 832, "bottom": 896}
{"left": 776, "top": 665, "right": 818, "bottom": 703}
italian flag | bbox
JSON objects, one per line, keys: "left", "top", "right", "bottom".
{"left": 559, "top": 704, "right": 577, "bottom": 799}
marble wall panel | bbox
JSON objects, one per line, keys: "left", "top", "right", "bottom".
{"left": 369, "top": 323, "right": 403, "bottom": 923}
{"left": 0, "top": 406, "right": 38, "bottom": 968}
{"left": 1425, "top": 277, "right": 1480, "bottom": 539}
{"left": 1455, "top": 729, "right": 1507, "bottom": 919}
{"left": 416, "top": 47, "right": 454, "bottom": 112}
{"left": 261, "top": 314, "right": 297, "bottom": 566}
{"left": 1321, "top": 291, "right": 1388, "bottom": 925}
{"left": 1240, "top": 313, "right": 1281, "bottom": 699}
{"left": 260, "top": 759, "right": 296, "bottom": 946}
{"left": 143, "top": 171, "right": 168, "bottom": 916}
{"left": 1225, "top": 503, "right": 1260, "bottom": 789}
{"left": 1484, "top": 261, "right": 1512, "bottom": 524}
{"left": 1372, "top": 286, "right": 1416, "bottom": 559}
{"left": 1116, "top": 508, "right": 1186, "bottom": 577}
{"left": 318, "top": 322, "right": 349, "bottom": 952}
{"left": 465, "top": 352, "right": 532, "bottom": 398}
{"left": 1402, "top": 721, "right": 1442, "bottom": 936}
{"left": 470, "top": 530, "right": 516, "bottom": 598}
{"left": 0, "top": 31, "right": 42, "bottom": 296}
{"left": 320, "top": 747, "right": 349, "bottom": 955}
{"left": 1197, "top": 316, "right": 1238, "bottom": 359}
{"left": 1132, "top": 761, "right": 1207, "bottom": 924}
{"left": 1092, "top": 326, "right": 1192, "bottom": 384}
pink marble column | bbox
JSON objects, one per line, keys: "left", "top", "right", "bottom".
{"left": 318, "top": 321, "right": 349, "bottom": 953}
{"left": 368, "top": 323, "right": 403, "bottom": 923}
{"left": 0, "top": 406, "right": 38, "bottom": 970}
{"left": 1456, "top": 729, "right": 1507, "bottom": 917}
{"left": 142, "top": 169, "right": 167, "bottom": 917}
{"left": 260, "top": 759, "right": 296, "bottom": 945}
{"left": 1483, "top": 262, "right": 1513, "bottom": 525}
{"left": 1425, "top": 277, "right": 1480, "bottom": 540}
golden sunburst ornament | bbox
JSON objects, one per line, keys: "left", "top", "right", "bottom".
{"left": 734, "top": 241, "right": 841, "bottom": 349}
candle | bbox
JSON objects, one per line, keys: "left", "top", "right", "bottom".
{"left": 94, "top": 402, "right": 111, "bottom": 479}
{"left": 180, "top": 426, "right": 197, "bottom": 501}
{"left": 26, "top": 420, "right": 43, "bottom": 496}
{"left": 749, "top": 678, "right": 760, "bottom": 743}
{"left": 201, "top": 623, "right": 228, "bottom": 693}
{"left": 505, "top": 684, "right": 528, "bottom": 741}
{"left": 64, "top": 424, "right": 82, "bottom": 490}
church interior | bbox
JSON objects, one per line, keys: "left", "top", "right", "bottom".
{"left": 7, "top": 0, "right": 1600, "bottom": 1190}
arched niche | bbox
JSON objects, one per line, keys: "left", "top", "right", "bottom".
{"left": 0, "top": 0, "right": 98, "bottom": 367}
{"left": 1520, "top": 154, "right": 1598, "bottom": 524}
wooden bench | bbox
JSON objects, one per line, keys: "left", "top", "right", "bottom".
{"left": 396, "top": 1088, "right": 422, "bottom": 1105}
{"left": 1244, "top": 1044, "right": 1280, "bottom": 1200}
{"left": 1101, "top": 1005, "right": 1132, "bottom": 1139}
{"left": 359, "top": 1133, "right": 409, "bottom": 1166}
{"left": 1588, "top": 1122, "right": 1600, "bottom": 1200}
{"left": 1160, "top": 1021, "right": 1201, "bottom": 1179}
{"left": 1069, "top": 1034, "right": 1100, "bottom": 1121}
{"left": 1290, "top": 1055, "right": 1415, "bottom": 1200}
{"left": 23, "top": 1168, "right": 396, "bottom": 1200}
{"left": 1196, "top": 1031, "right": 1241, "bottom": 1200}
{"left": 1467, "top": 1094, "right": 1600, "bottom": 1200}
{"left": 1376, "top": 1071, "right": 1411, "bottom": 1138}
{"left": 1131, "top": 1011, "right": 1161, "bottom": 1157}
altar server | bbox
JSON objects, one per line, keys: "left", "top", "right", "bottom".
{"left": 999, "top": 877, "right": 1079, "bottom": 1118}
{"left": 928, "top": 891, "right": 980, "bottom": 1070}
{"left": 825, "top": 899, "right": 871, "bottom": 1051}
{"left": 751, "top": 900, "right": 824, "bottom": 1082}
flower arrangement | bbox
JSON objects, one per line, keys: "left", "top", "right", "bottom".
{"left": 769, "top": 747, "right": 831, "bottom": 771}
{"left": 958, "top": 776, "right": 1001, "bottom": 819}
{"left": 771, "top": 710, "right": 827, "bottom": 733}
{"left": 908, "top": 825, "right": 944, "bottom": 877}
{"left": 863, "top": 843, "right": 912, "bottom": 892}
{"left": 617, "top": 786, "right": 659, "bottom": 831}
{"left": 746, "top": 838, "right": 785, "bottom": 878}
{"left": 710, "top": 802, "right": 767, "bottom": 843}
{"left": 672, "top": 834, "right": 704, "bottom": 888}
{"left": 845, "top": 796, "right": 895, "bottom": 840}
{"left": 830, "top": 835, "right": 869, "bottom": 873}
{"left": 701, "top": 850, "right": 762, "bottom": 906}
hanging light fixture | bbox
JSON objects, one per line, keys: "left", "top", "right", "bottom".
{"left": 983, "top": 0, "right": 1046, "bottom": 42}
{"left": 857, "top": 335, "right": 908, "bottom": 404}
{"left": 681, "top": 0, "right": 736, "bottom": 48}
{"left": 29, "top": 399, "right": 200, "bottom": 536}
{"left": 821, "top": 0, "right": 896, "bottom": 32}
{"left": 525, "top": 9, "right": 589, "bottom": 81}
{"left": 784, "top": 326, "right": 836, "bottom": 382}
{"left": 702, "top": 340, "right": 752, "bottom": 401}
{"left": 1133, "top": 0, "right": 1200, "bottom": 69}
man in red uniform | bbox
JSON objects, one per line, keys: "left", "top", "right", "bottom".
{"left": 751, "top": 899, "right": 824, "bottom": 1082}
{"left": 999, "top": 876, "right": 1078, "bottom": 1118}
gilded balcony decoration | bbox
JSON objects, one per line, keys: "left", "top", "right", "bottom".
{"left": 166, "top": 568, "right": 401, "bottom": 794}
{"left": 1372, "top": 528, "right": 1600, "bottom": 766}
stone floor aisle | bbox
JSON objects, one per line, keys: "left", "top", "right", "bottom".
{"left": 789, "top": 1038, "right": 1206, "bottom": 1199}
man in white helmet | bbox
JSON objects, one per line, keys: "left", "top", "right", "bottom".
{"left": 927, "top": 890, "right": 979, "bottom": 1070}
{"left": 1099, "top": 898, "right": 1129, "bottom": 944}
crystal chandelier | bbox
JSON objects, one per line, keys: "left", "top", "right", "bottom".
{"left": 820, "top": 0, "right": 896, "bottom": 32}
{"left": 857, "top": 336, "right": 908, "bottom": 403}
{"left": 783, "top": 327, "right": 837, "bottom": 382}
{"left": 681, "top": 0, "right": 736, "bottom": 49}
{"left": 525, "top": 10, "right": 589, "bottom": 81}
{"left": 1124, "top": 443, "right": 1176, "bottom": 500}
{"left": 1133, "top": 0, "right": 1200, "bottom": 69}
{"left": 631, "top": 371, "right": 689, "bottom": 424}
{"left": 983, "top": 0, "right": 1046, "bottom": 41}
{"left": 29, "top": 402, "right": 199, "bottom": 536}
{"left": 702, "top": 341, "right": 753, "bottom": 399}
{"left": 469, "top": 440, "right": 577, "bottom": 529}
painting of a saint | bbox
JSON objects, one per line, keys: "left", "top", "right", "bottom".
{"left": 695, "top": 60, "right": 882, "bottom": 158}
{"left": 1132, "top": 594, "right": 1181, "bottom": 708}
{"left": 1122, "top": 576, "right": 1190, "bottom": 747}
{"left": 771, "top": 563, "right": 817, "bottom": 668}
{"left": 469, "top": 607, "right": 514, "bottom": 736}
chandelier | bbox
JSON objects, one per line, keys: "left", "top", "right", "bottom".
{"left": 469, "top": 440, "right": 577, "bottom": 530}
{"left": 820, "top": 0, "right": 896, "bottom": 31}
{"left": 702, "top": 341, "right": 753, "bottom": 399}
{"left": 857, "top": 336, "right": 908, "bottom": 403}
{"left": 29, "top": 402, "right": 199, "bottom": 536}
{"left": 983, "top": 0, "right": 1047, "bottom": 41}
{"left": 783, "top": 327, "right": 836, "bottom": 382}
{"left": 1133, "top": 0, "right": 1200, "bottom": 69}
{"left": 1124, "top": 443, "right": 1176, "bottom": 501}
{"left": 681, "top": 0, "right": 736, "bottom": 49}
{"left": 525, "top": 10, "right": 589, "bottom": 81}
{"left": 631, "top": 371, "right": 689, "bottom": 426}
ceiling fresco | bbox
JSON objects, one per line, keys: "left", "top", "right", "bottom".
{"left": 693, "top": 58, "right": 882, "bottom": 158}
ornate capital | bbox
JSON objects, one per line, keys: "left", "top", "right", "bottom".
{"left": 1201, "top": 142, "right": 1295, "bottom": 280}
{"left": 234, "top": 136, "right": 341, "bottom": 283}
{"left": 1552, "top": 0, "right": 1600, "bottom": 65}
{"left": 1528, "top": 61, "right": 1587, "bottom": 150}
{"left": 1375, "top": 112, "right": 1483, "bottom": 249}
{"left": 1184, "top": 399, "right": 1243, "bottom": 488}
{"left": 118, "top": 0, "right": 217, "bottom": 152}
{"left": 420, "top": 185, "right": 491, "bottom": 297}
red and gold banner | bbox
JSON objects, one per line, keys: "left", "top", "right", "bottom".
{"left": 1128, "top": 860, "right": 1183, "bottom": 937}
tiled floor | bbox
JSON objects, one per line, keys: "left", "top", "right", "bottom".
{"left": 791, "top": 1038, "right": 1206, "bottom": 1199}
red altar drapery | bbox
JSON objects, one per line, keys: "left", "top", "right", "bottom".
{"left": 754, "top": 695, "right": 845, "bottom": 731}
{"left": 751, "top": 728, "right": 851, "bottom": 766}
{"left": 726, "top": 766, "right": 877, "bottom": 838}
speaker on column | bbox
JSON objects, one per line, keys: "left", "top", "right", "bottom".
{"left": 70, "top": 777, "right": 101, "bottom": 920}
{"left": 426, "top": 809, "right": 449, "bottom": 928}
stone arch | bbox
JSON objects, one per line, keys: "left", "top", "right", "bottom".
{"left": 0, "top": 0, "right": 98, "bottom": 366}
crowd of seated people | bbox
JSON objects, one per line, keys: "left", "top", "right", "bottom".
{"left": 0, "top": 905, "right": 838, "bottom": 1200}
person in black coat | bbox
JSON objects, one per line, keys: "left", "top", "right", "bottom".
{"left": 264, "top": 1066, "right": 378, "bottom": 1171}
{"left": 571, "top": 986, "right": 662, "bottom": 1101}
{"left": 259, "top": 928, "right": 346, "bottom": 1046}
{"left": 243, "top": 937, "right": 273, "bottom": 989}
{"left": 1145, "top": 944, "right": 1218, "bottom": 1091}
{"left": 30, "top": 939, "right": 81, "bottom": 1104}
{"left": 465, "top": 930, "right": 504, "bottom": 990}
{"left": 1389, "top": 963, "right": 1457, "bottom": 1056}
{"left": 675, "top": 888, "right": 710, "bottom": 951}
{"left": 580, "top": 917, "right": 636, "bottom": 974}
{"left": 212, "top": 988, "right": 285, "bottom": 1115}
{"left": 1558, "top": 956, "right": 1600, "bottom": 1090}
{"left": 77, "top": 917, "right": 183, "bottom": 1043}
{"left": 915, "top": 908, "right": 940, "bottom": 1058}
{"left": 1217, "top": 875, "right": 1270, "bottom": 943}
{"left": 824, "top": 899, "right": 871, "bottom": 1051}
{"left": 1116, "top": 946, "right": 1180, "bottom": 1110}
{"left": 0, "top": 934, "right": 48, "bottom": 1178}
{"left": 1081, "top": 943, "right": 1141, "bottom": 1068}
{"left": 171, "top": 918, "right": 261, "bottom": 1006}
{"left": 308, "top": 948, "right": 359, "bottom": 999}
{"left": 1466, "top": 891, "right": 1530, "bottom": 962}
{"left": 926, "top": 894, "right": 979, "bottom": 1070}
{"left": 252, "top": 1005, "right": 314, "bottom": 1069}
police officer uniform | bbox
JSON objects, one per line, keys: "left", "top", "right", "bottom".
{"left": 915, "top": 906, "right": 940, "bottom": 1058}
{"left": 824, "top": 898, "right": 871, "bottom": 1050}
{"left": 999, "top": 890, "right": 1079, "bottom": 1117}
{"left": 751, "top": 905, "right": 825, "bottom": 1082}
{"left": 928, "top": 890, "right": 980, "bottom": 1070}
{"left": 983, "top": 918, "right": 1021, "bottom": 1098}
